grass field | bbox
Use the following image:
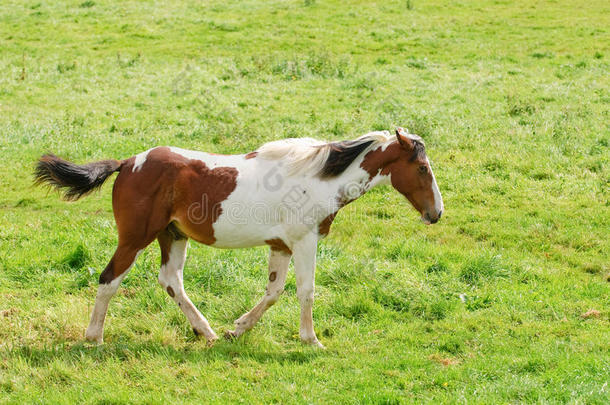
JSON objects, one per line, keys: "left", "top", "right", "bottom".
{"left": 0, "top": 0, "right": 609, "bottom": 403}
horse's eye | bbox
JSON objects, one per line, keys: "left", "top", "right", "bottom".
{"left": 418, "top": 165, "right": 428, "bottom": 174}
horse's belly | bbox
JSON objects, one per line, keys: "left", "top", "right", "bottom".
{"left": 211, "top": 221, "right": 277, "bottom": 249}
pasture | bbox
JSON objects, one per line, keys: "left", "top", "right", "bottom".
{"left": 0, "top": 0, "right": 608, "bottom": 403}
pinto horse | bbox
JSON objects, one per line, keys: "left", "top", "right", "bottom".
{"left": 35, "top": 127, "right": 443, "bottom": 348}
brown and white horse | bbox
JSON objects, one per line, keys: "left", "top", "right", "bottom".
{"left": 35, "top": 127, "right": 443, "bottom": 348}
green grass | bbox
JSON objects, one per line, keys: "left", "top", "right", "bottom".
{"left": 0, "top": 0, "right": 608, "bottom": 403}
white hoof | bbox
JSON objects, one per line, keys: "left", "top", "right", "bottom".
{"left": 302, "top": 338, "right": 325, "bottom": 349}
{"left": 85, "top": 330, "right": 103, "bottom": 344}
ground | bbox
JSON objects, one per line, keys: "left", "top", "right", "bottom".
{"left": 0, "top": 0, "right": 608, "bottom": 403}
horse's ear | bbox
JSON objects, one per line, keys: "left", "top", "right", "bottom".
{"left": 395, "top": 127, "right": 413, "bottom": 149}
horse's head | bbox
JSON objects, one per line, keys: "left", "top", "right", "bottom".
{"left": 386, "top": 128, "right": 443, "bottom": 224}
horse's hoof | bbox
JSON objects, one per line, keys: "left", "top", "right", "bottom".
{"left": 193, "top": 328, "right": 218, "bottom": 346}
{"left": 224, "top": 330, "right": 238, "bottom": 340}
{"left": 301, "top": 338, "right": 325, "bottom": 349}
{"left": 206, "top": 335, "right": 218, "bottom": 347}
{"left": 84, "top": 332, "right": 103, "bottom": 344}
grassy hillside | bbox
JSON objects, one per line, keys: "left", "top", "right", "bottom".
{"left": 0, "top": 0, "right": 608, "bottom": 403}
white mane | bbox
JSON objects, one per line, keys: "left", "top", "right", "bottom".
{"left": 256, "top": 130, "right": 396, "bottom": 176}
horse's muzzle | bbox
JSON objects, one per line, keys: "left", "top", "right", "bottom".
{"left": 423, "top": 210, "right": 442, "bottom": 225}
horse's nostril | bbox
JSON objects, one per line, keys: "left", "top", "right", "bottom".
{"left": 438, "top": 210, "right": 443, "bottom": 219}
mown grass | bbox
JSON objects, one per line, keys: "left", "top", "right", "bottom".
{"left": 0, "top": 0, "right": 608, "bottom": 403}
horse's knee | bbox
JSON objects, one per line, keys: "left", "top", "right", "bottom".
{"left": 297, "top": 288, "right": 314, "bottom": 304}
{"left": 266, "top": 292, "right": 281, "bottom": 305}
{"left": 266, "top": 283, "right": 286, "bottom": 303}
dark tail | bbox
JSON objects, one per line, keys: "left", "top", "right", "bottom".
{"left": 34, "top": 154, "right": 122, "bottom": 201}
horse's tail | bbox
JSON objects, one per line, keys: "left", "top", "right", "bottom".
{"left": 34, "top": 154, "right": 123, "bottom": 201}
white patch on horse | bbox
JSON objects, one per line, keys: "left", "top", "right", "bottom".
{"left": 366, "top": 172, "right": 391, "bottom": 190}
{"left": 168, "top": 146, "right": 246, "bottom": 169}
{"left": 427, "top": 157, "right": 444, "bottom": 214}
{"left": 133, "top": 150, "right": 151, "bottom": 172}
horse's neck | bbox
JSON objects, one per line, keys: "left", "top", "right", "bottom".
{"left": 267, "top": 142, "right": 395, "bottom": 225}
{"left": 326, "top": 147, "right": 393, "bottom": 209}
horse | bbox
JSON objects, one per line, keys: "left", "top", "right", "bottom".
{"left": 34, "top": 127, "right": 443, "bottom": 348}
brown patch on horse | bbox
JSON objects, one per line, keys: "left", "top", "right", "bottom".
{"left": 318, "top": 213, "right": 337, "bottom": 236}
{"left": 166, "top": 286, "right": 175, "bottom": 297}
{"left": 172, "top": 158, "right": 238, "bottom": 245}
{"left": 269, "top": 272, "right": 277, "bottom": 282}
{"left": 98, "top": 247, "right": 141, "bottom": 284}
{"left": 359, "top": 142, "right": 402, "bottom": 181}
{"left": 245, "top": 151, "right": 258, "bottom": 159}
{"left": 117, "top": 147, "right": 238, "bottom": 246}
{"left": 265, "top": 238, "right": 292, "bottom": 255}
{"left": 99, "top": 256, "right": 118, "bottom": 284}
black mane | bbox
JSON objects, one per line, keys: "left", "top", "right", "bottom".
{"left": 318, "top": 140, "right": 375, "bottom": 178}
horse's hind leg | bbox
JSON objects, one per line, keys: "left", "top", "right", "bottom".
{"left": 84, "top": 165, "right": 176, "bottom": 343}
{"left": 157, "top": 227, "right": 218, "bottom": 345}
{"left": 85, "top": 244, "right": 143, "bottom": 343}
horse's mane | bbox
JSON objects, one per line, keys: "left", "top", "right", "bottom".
{"left": 255, "top": 131, "right": 404, "bottom": 178}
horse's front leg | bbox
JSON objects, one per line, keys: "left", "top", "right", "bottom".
{"left": 293, "top": 234, "right": 324, "bottom": 348}
{"left": 225, "top": 248, "right": 292, "bottom": 339}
